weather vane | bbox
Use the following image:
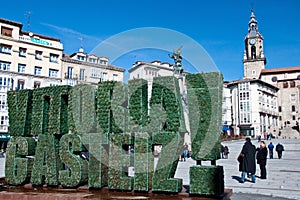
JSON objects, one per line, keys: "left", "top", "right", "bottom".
{"left": 168, "top": 46, "right": 183, "bottom": 75}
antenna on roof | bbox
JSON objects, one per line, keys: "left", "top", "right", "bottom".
{"left": 25, "top": 11, "right": 31, "bottom": 32}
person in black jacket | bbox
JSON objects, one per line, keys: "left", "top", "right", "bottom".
{"left": 256, "top": 141, "right": 268, "bottom": 179}
{"left": 239, "top": 137, "right": 256, "bottom": 183}
{"left": 276, "top": 143, "right": 284, "bottom": 159}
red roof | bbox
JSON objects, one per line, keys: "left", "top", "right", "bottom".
{"left": 261, "top": 66, "right": 300, "bottom": 74}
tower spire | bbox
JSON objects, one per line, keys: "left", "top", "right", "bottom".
{"left": 243, "top": 8, "right": 266, "bottom": 79}
{"left": 248, "top": 8, "right": 258, "bottom": 34}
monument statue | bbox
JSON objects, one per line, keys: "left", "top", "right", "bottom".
{"left": 169, "top": 46, "right": 183, "bottom": 75}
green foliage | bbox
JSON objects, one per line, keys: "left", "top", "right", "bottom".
{"left": 189, "top": 166, "right": 224, "bottom": 195}
{"left": 186, "top": 72, "right": 223, "bottom": 161}
{"left": 59, "top": 133, "right": 88, "bottom": 187}
{"left": 133, "top": 132, "right": 153, "bottom": 191}
{"left": 31, "top": 86, "right": 71, "bottom": 135}
{"left": 111, "top": 83, "right": 129, "bottom": 133}
{"left": 81, "top": 133, "right": 109, "bottom": 188}
{"left": 152, "top": 132, "right": 183, "bottom": 192}
{"left": 5, "top": 74, "right": 224, "bottom": 195}
{"left": 97, "top": 81, "right": 125, "bottom": 133}
{"left": 7, "top": 90, "right": 33, "bottom": 136}
{"left": 5, "top": 137, "right": 35, "bottom": 185}
{"left": 31, "top": 134, "right": 61, "bottom": 185}
{"left": 68, "top": 84, "right": 98, "bottom": 134}
{"left": 149, "top": 76, "right": 186, "bottom": 133}
{"left": 108, "top": 133, "right": 133, "bottom": 190}
{"left": 128, "top": 79, "right": 148, "bottom": 132}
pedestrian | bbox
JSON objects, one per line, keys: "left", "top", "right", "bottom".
{"left": 275, "top": 143, "right": 284, "bottom": 159}
{"left": 239, "top": 137, "right": 256, "bottom": 183}
{"left": 268, "top": 142, "right": 274, "bottom": 159}
{"left": 264, "top": 132, "right": 267, "bottom": 140}
{"left": 256, "top": 141, "right": 268, "bottom": 179}
{"left": 181, "top": 143, "right": 188, "bottom": 161}
{"left": 220, "top": 144, "right": 225, "bottom": 159}
{"left": 257, "top": 135, "right": 261, "bottom": 142}
{"left": 224, "top": 146, "right": 229, "bottom": 159}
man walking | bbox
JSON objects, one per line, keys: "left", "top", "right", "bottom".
{"left": 268, "top": 142, "right": 274, "bottom": 159}
{"left": 239, "top": 137, "right": 256, "bottom": 183}
{"left": 276, "top": 143, "right": 284, "bottom": 159}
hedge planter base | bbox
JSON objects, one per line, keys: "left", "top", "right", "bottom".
{"left": 189, "top": 165, "right": 224, "bottom": 196}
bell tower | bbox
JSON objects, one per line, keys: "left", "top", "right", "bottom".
{"left": 243, "top": 9, "right": 266, "bottom": 79}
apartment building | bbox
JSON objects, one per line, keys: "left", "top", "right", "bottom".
{"left": 0, "top": 18, "right": 125, "bottom": 149}
{"left": 0, "top": 18, "right": 63, "bottom": 147}
{"left": 61, "top": 48, "right": 124, "bottom": 86}
{"left": 228, "top": 79, "right": 279, "bottom": 137}
{"left": 260, "top": 67, "right": 300, "bottom": 137}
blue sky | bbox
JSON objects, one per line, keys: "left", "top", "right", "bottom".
{"left": 2, "top": 0, "right": 300, "bottom": 81}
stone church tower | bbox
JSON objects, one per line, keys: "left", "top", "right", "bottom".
{"left": 243, "top": 9, "right": 266, "bottom": 79}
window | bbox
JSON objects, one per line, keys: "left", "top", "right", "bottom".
{"left": 34, "top": 66, "right": 42, "bottom": 75}
{"left": 0, "top": 61, "right": 10, "bottom": 71}
{"left": 34, "top": 81, "right": 41, "bottom": 88}
{"left": 88, "top": 58, "right": 97, "bottom": 63}
{"left": 290, "top": 81, "right": 295, "bottom": 88}
{"left": 17, "top": 79, "right": 25, "bottom": 90}
{"left": 50, "top": 83, "right": 59, "bottom": 87}
{"left": 1, "top": 26, "right": 12, "bottom": 37}
{"left": 79, "top": 69, "right": 85, "bottom": 80}
{"left": 77, "top": 55, "right": 85, "bottom": 61}
{"left": 292, "top": 105, "right": 296, "bottom": 112}
{"left": 0, "top": 44, "right": 12, "bottom": 54}
{"left": 251, "top": 46, "right": 256, "bottom": 59}
{"left": 283, "top": 82, "right": 288, "bottom": 88}
{"left": 278, "top": 106, "right": 282, "bottom": 112}
{"left": 19, "top": 48, "right": 27, "bottom": 57}
{"left": 35, "top": 51, "right": 42, "bottom": 60}
{"left": 50, "top": 53, "right": 59, "bottom": 63}
{"left": 0, "top": 116, "right": 8, "bottom": 125}
{"left": 113, "top": 74, "right": 118, "bottom": 81}
{"left": 293, "top": 115, "right": 296, "bottom": 121}
{"left": 0, "top": 77, "right": 11, "bottom": 88}
{"left": 91, "top": 68, "right": 100, "bottom": 78}
{"left": 271, "top": 76, "right": 277, "bottom": 82}
{"left": 18, "top": 64, "right": 26, "bottom": 73}
{"left": 67, "top": 67, "right": 73, "bottom": 79}
{"left": 291, "top": 94, "right": 296, "bottom": 102}
{"left": 0, "top": 94, "right": 7, "bottom": 110}
{"left": 49, "top": 69, "right": 58, "bottom": 77}
{"left": 102, "top": 72, "right": 107, "bottom": 81}
{"left": 100, "top": 60, "right": 108, "bottom": 65}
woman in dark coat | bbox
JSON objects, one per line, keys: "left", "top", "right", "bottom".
{"left": 256, "top": 141, "right": 268, "bottom": 179}
{"left": 240, "top": 137, "right": 256, "bottom": 183}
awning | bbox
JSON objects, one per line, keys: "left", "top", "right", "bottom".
{"left": 222, "top": 125, "right": 230, "bottom": 131}
{"left": 0, "top": 134, "right": 11, "bottom": 141}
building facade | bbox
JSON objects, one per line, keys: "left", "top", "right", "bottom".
{"left": 228, "top": 79, "right": 278, "bottom": 137}
{"left": 241, "top": 9, "right": 300, "bottom": 138}
{"left": 222, "top": 82, "right": 232, "bottom": 136}
{"left": 260, "top": 67, "right": 300, "bottom": 137}
{"left": 0, "top": 18, "right": 125, "bottom": 149}
{"left": 228, "top": 10, "right": 280, "bottom": 137}
{"left": 62, "top": 48, "right": 124, "bottom": 86}
{"left": 0, "top": 18, "right": 63, "bottom": 147}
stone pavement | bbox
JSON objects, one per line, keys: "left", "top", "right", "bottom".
{"left": 1, "top": 138, "right": 300, "bottom": 199}
{"left": 175, "top": 138, "right": 300, "bottom": 200}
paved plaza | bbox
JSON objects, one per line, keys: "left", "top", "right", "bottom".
{"left": 175, "top": 138, "right": 300, "bottom": 200}
{"left": 1, "top": 138, "right": 300, "bottom": 199}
